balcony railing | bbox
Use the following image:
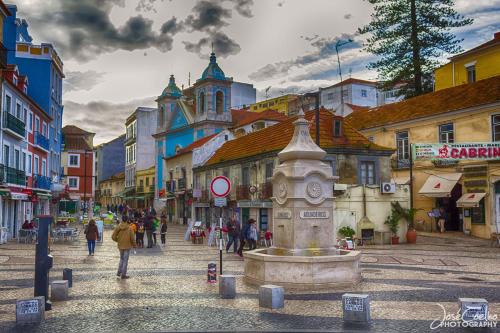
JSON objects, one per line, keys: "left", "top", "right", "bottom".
{"left": 137, "top": 186, "right": 145, "bottom": 193}
{"left": 236, "top": 185, "right": 251, "bottom": 200}
{"left": 392, "top": 158, "right": 410, "bottom": 170}
{"left": 0, "top": 42, "right": 7, "bottom": 69}
{"left": 149, "top": 185, "right": 155, "bottom": 193}
{"left": 3, "top": 112, "right": 26, "bottom": 138}
{"left": 33, "top": 174, "right": 52, "bottom": 190}
{"left": 260, "top": 182, "right": 273, "bottom": 200}
{"left": 4, "top": 166, "right": 26, "bottom": 186}
{"left": 35, "top": 131, "right": 50, "bottom": 151}
{"left": 166, "top": 180, "right": 176, "bottom": 192}
{"left": 178, "top": 178, "right": 186, "bottom": 190}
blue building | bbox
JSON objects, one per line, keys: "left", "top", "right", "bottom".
{"left": 95, "top": 134, "right": 125, "bottom": 184}
{"left": 3, "top": 5, "right": 64, "bottom": 185}
{"left": 154, "top": 52, "right": 234, "bottom": 209}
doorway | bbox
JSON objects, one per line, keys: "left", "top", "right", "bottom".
{"left": 436, "top": 183, "right": 462, "bottom": 231}
{"left": 242, "top": 208, "right": 250, "bottom": 225}
{"left": 259, "top": 208, "right": 268, "bottom": 231}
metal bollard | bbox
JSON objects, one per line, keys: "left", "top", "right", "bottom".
{"left": 34, "top": 216, "right": 53, "bottom": 311}
{"left": 63, "top": 268, "right": 72, "bottom": 288}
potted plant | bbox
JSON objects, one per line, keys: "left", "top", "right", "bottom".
{"left": 391, "top": 202, "right": 419, "bottom": 244}
{"left": 384, "top": 208, "right": 401, "bottom": 244}
{"left": 338, "top": 226, "right": 356, "bottom": 239}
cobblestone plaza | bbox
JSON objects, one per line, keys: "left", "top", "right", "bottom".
{"left": 1, "top": 225, "right": 499, "bottom": 332}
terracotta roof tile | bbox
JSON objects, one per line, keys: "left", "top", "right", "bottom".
{"left": 165, "top": 133, "right": 218, "bottom": 160}
{"left": 321, "top": 78, "right": 378, "bottom": 90}
{"left": 347, "top": 75, "right": 500, "bottom": 131}
{"left": 232, "top": 109, "right": 288, "bottom": 128}
{"left": 63, "top": 136, "right": 93, "bottom": 151}
{"left": 345, "top": 103, "right": 370, "bottom": 113}
{"left": 62, "top": 125, "right": 94, "bottom": 135}
{"left": 204, "top": 109, "right": 391, "bottom": 166}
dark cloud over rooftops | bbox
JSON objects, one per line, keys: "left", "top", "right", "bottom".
{"left": 183, "top": 31, "right": 241, "bottom": 58}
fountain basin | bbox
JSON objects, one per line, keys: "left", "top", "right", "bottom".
{"left": 244, "top": 248, "right": 362, "bottom": 290}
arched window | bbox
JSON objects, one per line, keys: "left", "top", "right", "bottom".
{"left": 159, "top": 105, "right": 165, "bottom": 126}
{"left": 199, "top": 92, "right": 205, "bottom": 114}
{"left": 215, "top": 91, "right": 224, "bottom": 115}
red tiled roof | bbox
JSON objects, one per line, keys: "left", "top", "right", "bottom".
{"left": 204, "top": 109, "right": 391, "bottom": 166}
{"left": 232, "top": 109, "right": 288, "bottom": 128}
{"left": 165, "top": 133, "right": 218, "bottom": 160}
{"left": 63, "top": 137, "right": 93, "bottom": 151}
{"left": 346, "top": 103, "right": 370, "bottom": 113}
{"left": 346, "top": 75, "right": 500, "bottom": 131}
{"left": 62, "top": 125, "right": 94, "bottom": 135}
{"left": 450, "top": 32, "right": 500, "bottom": 60}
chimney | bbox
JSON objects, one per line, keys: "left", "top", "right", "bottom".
{"left": 495, "top": 32, "right": 500, "bottom": 40}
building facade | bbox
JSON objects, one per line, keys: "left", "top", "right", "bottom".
{"left": 319, "top": 78, "right": 379, "bottom": 116}
{"left": 99, "top": 172, "right": 125, "bottom": 210}
{"left": 135, "top": 166, "right": 155, "bottom": 209}
{"left": 95, "top": 134, "right": 125, "bottom": 184}
{"left": 193, "top": 109, "right": 394, "bottom": 231}
{"left": 61, "top": 126, "right": 95, "bottom": 213}
{"left": 3, "top": 5, "right": 64, "bottom": 186}
{"left": 348, "top": 75, "right": 500, "bottom": 240}
{"left": 230, "top": 81, "right": 256, "bottom": 109}
{"left": 435, "top": 32, "right": 500, "bottom": 91}
{"left": 124, "top": 107, "right": 157, "bottom": 206}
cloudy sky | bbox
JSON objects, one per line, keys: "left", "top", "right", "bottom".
{"left": 14, "top": 0, "right": 500, "bottom": 144}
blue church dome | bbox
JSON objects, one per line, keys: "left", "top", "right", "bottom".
{"left": 200, "top": 52, "right": 226, "bottom": 80}
{"left": 161, "top": 75, "right": 182, "bottom": 98}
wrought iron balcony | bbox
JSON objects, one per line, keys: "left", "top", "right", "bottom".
{"left": 0, "top": 164, "right": 4, "bottom": 183}
{"left": 236, "top": 185, "right": 251, "bottom": 200}
{"left": 35, "top": 131, "right": 50, "bottom": 151}
{"left": 178, "top": 178, "right": 186, "bottom": 190}
{"left": 166, "top": 180, "right": 176, "bottom": 192}
{"left": 3, "top": 112, "right": 26, "bottom": 138}
{"left": 136, "top": 186, "right": 145, "bottom": 193}
{"left": 260, "top": 182, "right": 273, "bottom": 200}
{"left": 33, "top": 174, "right": 52, "bottom": 190}
{"left": 391, "top": 158, "right": 410, "bottom": 170}
{"left": 149, "top": 185, "right": 155, "bottom": 193}
{"left": 4, "top": 166, "right": 26, "bottom": 186}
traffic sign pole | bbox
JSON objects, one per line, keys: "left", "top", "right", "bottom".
{"left": 210, "top": 176, "right": 231, "bottom": 276}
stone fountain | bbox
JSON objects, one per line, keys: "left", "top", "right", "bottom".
{"left": 244, "top": 111, "right": 361, "bottom": 290}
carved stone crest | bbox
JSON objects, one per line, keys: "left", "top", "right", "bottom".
{"left": 307, "top": 182, "right": 322, "bottom": 198}
{"left": 278, "top": 183, "right": 287, "bottom": 199}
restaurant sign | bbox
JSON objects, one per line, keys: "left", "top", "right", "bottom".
{"left": 413, "top": 143, "right": 500, "bottom": 161}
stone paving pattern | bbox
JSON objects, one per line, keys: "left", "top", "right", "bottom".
{"left": 1, "top": 225, "right": 500, "bottom": 332}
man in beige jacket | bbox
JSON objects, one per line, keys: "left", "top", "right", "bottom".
{"left": 112, "top": 216, "right": 136, "bottom": 279}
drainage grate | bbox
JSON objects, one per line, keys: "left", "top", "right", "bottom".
{"left": 458, "top": 277, "right": 483, "bottom": 282}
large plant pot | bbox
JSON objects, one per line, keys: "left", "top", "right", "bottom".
{"left": 391, "top": 236, "right": 399, "bottom": 245}
{"left": 406, "top": 229, "right": 417, "bottom": 244}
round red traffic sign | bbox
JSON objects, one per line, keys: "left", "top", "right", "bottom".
{"left": 210, "top": 176, "right": 231, "bottom": 198}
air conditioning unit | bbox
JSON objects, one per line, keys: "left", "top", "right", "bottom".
{"left": 380, "top": 182, "right": 396, "bottom": 194}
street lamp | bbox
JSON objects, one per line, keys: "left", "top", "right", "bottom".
{"left": 335, "top": 39, "right": 353, "bottom": 116}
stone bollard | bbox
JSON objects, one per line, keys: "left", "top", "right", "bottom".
{"left": 63, "top": 268, "right": 72, "bottom": 288}
{"left": 259, "top": 285, "right": 284, "bottom": 309}
{"left": 342, "top": 293, "right": 371, "bottom": 323}
{"left": 219, "top": 275, "right": 236, "bottom": 299}
{"left": 459, "top": 298, "right": 489, "bottom": 323}
{"left": 50, "top": 280, "right": 69, "bottom": 301}
{"left": 16, "top": 296, "right": 45, "bottom": 325}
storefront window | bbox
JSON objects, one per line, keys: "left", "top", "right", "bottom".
{"left": 471, "top": 199, "right": 485, "bottom": 224}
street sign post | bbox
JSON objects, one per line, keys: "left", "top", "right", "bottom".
{"left": 210, "top": 176, "right": 231, "bottom": 275}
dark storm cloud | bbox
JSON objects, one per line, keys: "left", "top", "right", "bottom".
{"left": 344, "top": 13, "right": 352, "bottom": 19}
{"left": 183, "top": 31, "right": 241, "bottom": 58}
{"left": 161, "top": 17, "right": 184, "bottom": 34}
{"left": 256, "top": 84, "right": 324, "bottom": 101}
{"left": 63, "top": 96, "right": 157, "bottom": 144}
{"left": 248, "top": 33, "right": 361, "bottom": 81}
{"left": 230, "top": 0, "right": 254, "bottom": 18}
{"left": 184, "top": 0, "right": 232, "bottom": 31}
{"left": 22, "top": 0, "right": 182, "bottom": 61}
{"left": 64, "top": 70, "right": 107, "bottom": 92}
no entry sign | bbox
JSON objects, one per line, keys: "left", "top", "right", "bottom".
{"left": 210, "top": 176, "right": 231, "bottom": 198}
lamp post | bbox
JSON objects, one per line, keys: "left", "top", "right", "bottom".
{"left": 335, "top": 39, "right": 353, "bottom": 116}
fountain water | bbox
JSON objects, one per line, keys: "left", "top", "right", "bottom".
{"left": 243, "top": 111, "right": 362, "bottom": 290}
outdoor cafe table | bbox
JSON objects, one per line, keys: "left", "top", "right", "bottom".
{"left": 52, "top": 228, "right": 77, "bottom": 242}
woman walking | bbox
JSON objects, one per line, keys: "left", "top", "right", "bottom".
{"left": 84, "top": 219, "right": 99, "bottom": 256}
{"left": 160, "top": 218, "right": 168, "bottom": 247}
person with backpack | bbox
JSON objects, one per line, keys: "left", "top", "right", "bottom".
{"left": 144, "top": 215, "right": 154, "bottom": 248}
{"left": 237, "top": 218, "right": 254, "bottom": 257}
{"left": 152, "top": 217, "right": 160, "bottom": 246}
{"left": 160, "top": 218, "right": 168, "bottom": 246}
{"left": 84, "top": 219, "right": 99, "bottom": 256}
{"left": 111, "top": 216, "right": 136, "bottom": 279}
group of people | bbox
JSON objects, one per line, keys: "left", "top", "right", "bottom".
{"left": 21, "top": 219, "right": 37, "bottom": 230}
{"left": 225, "top": 218, "right": 260, "bottom": 256}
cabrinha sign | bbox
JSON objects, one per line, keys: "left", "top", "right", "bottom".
{"left": 413, "top": 143, "right": 500, "bottom": 161}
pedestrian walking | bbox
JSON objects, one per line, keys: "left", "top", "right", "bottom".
{"left": 84, "top": 219, "right": 99, "bottom": 256}
{"left": 136, "top": 219, "right": 145, "bottom": 248}
{"left": 152, "top": 217, "right": 160, "bottom": 245}
{"left": 247, "top": 219, "right": 258, "bottom": 250}
{"left": 237, "top": 219, "right": 253, "bottom": 257}
{"left": 225, "top": 218, "right": 240, "bottom": 254}
{"left": 144, "top": 215, "right": 154, "bottom": 248}
{"left": 160, "top": 218, "right": 167, "bottom": 246}
{"left": 111, "top": 217, "right": 136, "bottom": 279}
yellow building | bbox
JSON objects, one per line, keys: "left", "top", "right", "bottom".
{"left": 135, "top": 166, "right": 155, "bottom": 209}
{"left": 347, "top": 75, "right": 500, "bottom": 240}
{"left": 98, "top": 172, "right": 125, "bottom": 209}
{"left": 435, "top": 32, "right": 500, "bottom": 91}
{"left": 249, "top": 94, "right": 296, "bottom": 115}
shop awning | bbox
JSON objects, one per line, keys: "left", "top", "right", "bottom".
{"left": 0, "top": 188, "right": 10, "bottom": 197}
{"left": 418, "top": 173, "right": 462, "bottom": 198}
{"left": 456, "top": 192, "right": 486, "bottom": 208}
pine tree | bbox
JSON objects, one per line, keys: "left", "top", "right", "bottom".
{"left": 359, "top": 0, "right": 472, "bottom": 97}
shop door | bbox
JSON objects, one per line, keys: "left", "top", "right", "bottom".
{"left": 259, "top": 209, "right": 268, "bottom": 231}
{"left": 13, "top": 201, "right": 18, "bottom": 238}
{"left": 242, "top": 208, "right": 250, "bottom": 225}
